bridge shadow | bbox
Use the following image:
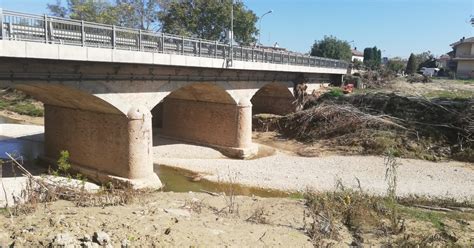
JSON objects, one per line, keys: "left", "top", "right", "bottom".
{"left": 152, "top": 128, "right": 227, "bottom": 160}
{"left": 0, "top": 133, "right": 47, "bottom": 178}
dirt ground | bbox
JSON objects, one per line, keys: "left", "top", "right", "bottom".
{"left": 1, "top": 192, "right": 312, "bottom": 247}
{"left": 1, "top": 191, "right": 473, "bottom": 247}
{"left": 0, "top": 110, "right": 44, "bottom": 125}
{"left": 372, "top": 78, "right": 474, "bottom": 98}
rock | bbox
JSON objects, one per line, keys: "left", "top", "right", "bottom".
{"left": 93, "top": 231, "right": 111, "bottom": 246}
{"left": 82, "top": 241, "right": 100, "bottom": 248}
{"left": 121, "top": 239, "right": 129, "bottom": 248}
{"left": 82, "top": 234, "right": 92, "bottom": 242}
{"left": 51, "top": 232, "right": 76, "bottom": 247}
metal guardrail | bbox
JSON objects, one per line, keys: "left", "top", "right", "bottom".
{"left": 0, "top": 9, "right": 349, "bottom": 69}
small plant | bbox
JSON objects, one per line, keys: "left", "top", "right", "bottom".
{"left": 326, "top": 87, "right": 344, "bottom": 97}
{"left": 384, "top": 149, "right": 405, "bottom": 234}
{"left": 57, "top": 150, "right": 71, "bottom": 174}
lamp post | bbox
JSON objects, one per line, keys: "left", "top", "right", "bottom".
{"left": 258, "top": 10, "right": 273, "bottom": 47}
{"left": 229, "top": 0, "right": 234, "bottom": 67}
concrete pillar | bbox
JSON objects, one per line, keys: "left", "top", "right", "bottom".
{"left": 43, "top": 104, "right": 161, "bottom": 189}
{"left": 236, "top": 98, "right": 252, "bottom": 148}
{"left": 127, "top": 106, "right": 153, "bottom": 179}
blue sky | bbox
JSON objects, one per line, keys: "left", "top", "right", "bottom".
{"left": 1, "top": 0, "right": 472, "bottom": 58}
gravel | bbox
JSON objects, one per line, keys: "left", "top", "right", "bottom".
{"left": 154, "top": 147, "right": 474, "bottom": 201}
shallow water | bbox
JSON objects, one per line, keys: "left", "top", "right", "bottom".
{"left": 156, "top": 164, "right": 300, "bottom": 198}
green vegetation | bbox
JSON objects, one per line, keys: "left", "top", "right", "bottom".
{"left": 47, "top": 0, "right": 159, "bottom": 29}
{"left": 406, "top": 53, "right": 417, "bottom": 74}
{"left": 47, "top": 0, "right": 259, "bottom": 45}
{"left": 310, "top": 36, "right": 352, "bottom": 61}
{"left": 386, "top": 58, "right": 405, "bottom": 73}
{"left": 325, "top": 87, "right": 344, "bottom": 97}
{"left": 0, "top": 89, "right": 44, "bottom": 117}
{"left": 424, "top": 89, "right": 474, "bottom": 99}
{"left": 363, "top": 46, "right": 382, "bottom": 69}
{"left": 159, "top": 0, "right": 258, "bottom": 45}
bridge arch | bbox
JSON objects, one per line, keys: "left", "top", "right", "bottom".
{"left": 12, "top": 83, "right": 160, "bottom": 188}
{"left": 250, "top": 82, "right": 296, "bottom": 116}
{"left": 151, "top": 82, "right": 253, "bottom": 157}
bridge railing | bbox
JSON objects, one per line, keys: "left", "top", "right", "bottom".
{"left": 0, "top": 9, "right": 349, "bottom": 69}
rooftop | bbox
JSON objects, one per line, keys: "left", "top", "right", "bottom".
{"left": 450, "top": 37, "right": 474, "bottom": 47}
{"left": 351, "top": 49, "right": 364, "bottom": 56}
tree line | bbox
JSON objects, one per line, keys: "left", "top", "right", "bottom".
{"left": 47, "top": 0, "right": 258, "bottom": 45}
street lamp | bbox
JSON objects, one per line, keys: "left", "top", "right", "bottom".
{"left": 258, "top": 10, "right": 273, "bottom": 47}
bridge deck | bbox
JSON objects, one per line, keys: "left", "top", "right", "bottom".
{"left": 0, "top": 9, "right": 348, "bottom": 74}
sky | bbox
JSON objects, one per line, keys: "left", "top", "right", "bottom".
{"left": 0, "top": 0, "right": 473, "bottom": 58}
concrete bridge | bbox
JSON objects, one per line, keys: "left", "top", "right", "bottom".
{"left": 0, "top": 9, "right": 348, "bottom": 188}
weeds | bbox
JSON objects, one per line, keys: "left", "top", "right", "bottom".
{"left": 216, "top": 169, "right": 240, "bottom": 216}
{"left": 246, "top": 207, "right": 269, "bottom": 224}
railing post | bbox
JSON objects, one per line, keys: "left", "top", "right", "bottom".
{"left": 214, "top": 41, "right": 218, "bottom": 58}
{"left": 181, "top": 36, "right": 185, "bottom": 54}
{"left": 138, "top": 30, "right": 142, "bottom": 51}
{"left": 112, "top": 25, "right": 116, "bottom": 49}
{"left": 81, "top": 20, "right": 85, "bottom": 46}
{"left": 0, "top": 8, "right": 4, "bottom": 40}
{"left": 198, "top": 40, "right": 201, "bottom": 56}
{"left": 161, "top": 33, "right": 165, "bottom": 53}
{"left": 251, "top": 48, "right": 254, "bottom": 62}
{"left": 8, "top": 20, "right": 12, "bottom": 40}
{"left": 44, "top": 14, "right": 48, "bottom": 43}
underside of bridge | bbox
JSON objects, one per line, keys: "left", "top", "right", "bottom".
{"left": 250, "top": 83, "right": 296, "bottom": 116}
{"left": 151, "top": 83, "right": 256, "bottom": 158}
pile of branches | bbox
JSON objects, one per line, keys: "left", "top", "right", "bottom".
{"left": 261, "top": 92, "right": 473, "bottom": 161}
{"left": 278, "top": 103, "right": 405, "bottom": 142}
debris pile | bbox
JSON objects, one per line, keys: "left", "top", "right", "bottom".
{"left": 255, "top": 92, "right": 473, "bottom": 161}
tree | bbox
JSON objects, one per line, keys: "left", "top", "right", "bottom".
{"left": 158, "top": 0, "right": 258, "bottom": 45}
{"left": 363, "top": 46, "right": 382, "bottom": 69}
{"left": 406, "top": 53, "right": 417, "bottom": 75}
{"left": 386, "top": 57, "right": 406, "bottom": 73}
{"left": 47, "top": 0, "right": 160, "bottom": 29}
{"left": 310, "top": 36, "right": 352, "bottom": 61}
{"left": 115, "top": 0, "right": 160, "bottom": 30}
{"left": 47, "top": 0, "right": 119, "bottom": 24}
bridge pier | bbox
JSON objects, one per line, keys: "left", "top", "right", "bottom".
{"left": 44, "top": 104, "right": 161, "bottom": 189}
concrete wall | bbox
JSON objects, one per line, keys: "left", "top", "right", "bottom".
{"left": 456, "top": 61, "right": 474, "bottom": 78}
{"left": 455, "top": 43, "right": 474, "bottom": 57}
{"left": 44, "top": 105, "right": 130, "bottom": 178}
{"left": 0, "top": 40, "right": 348, "bottom": 75}
{"left": 161, "top": 98, "right": 239, "bottom": 148}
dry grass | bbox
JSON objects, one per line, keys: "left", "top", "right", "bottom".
{"left": 246, "top": 206, "right": 269, "bottom": 224}
{"left": 1, "top": 153, "right": 144, "bottom": 216}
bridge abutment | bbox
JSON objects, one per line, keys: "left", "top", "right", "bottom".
{"left": 43, "top": 104, "right": 161, "bottom": 188}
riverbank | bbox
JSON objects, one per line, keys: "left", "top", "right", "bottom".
{"left": 0, "top": 110, "right": 44, "bottom": 125}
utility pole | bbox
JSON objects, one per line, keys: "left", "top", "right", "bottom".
{"left": 230, "top": 0, "right": 234, "bottom": 67}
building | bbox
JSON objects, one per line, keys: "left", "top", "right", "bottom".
{"left": 437, "top": 54, "right": 451, "bottom": 69}
{"left": 450, "top": 37, "right": 474, "bottom": 78}
{"left": 351, "top": 48, "right": 364, "bottom": 62}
